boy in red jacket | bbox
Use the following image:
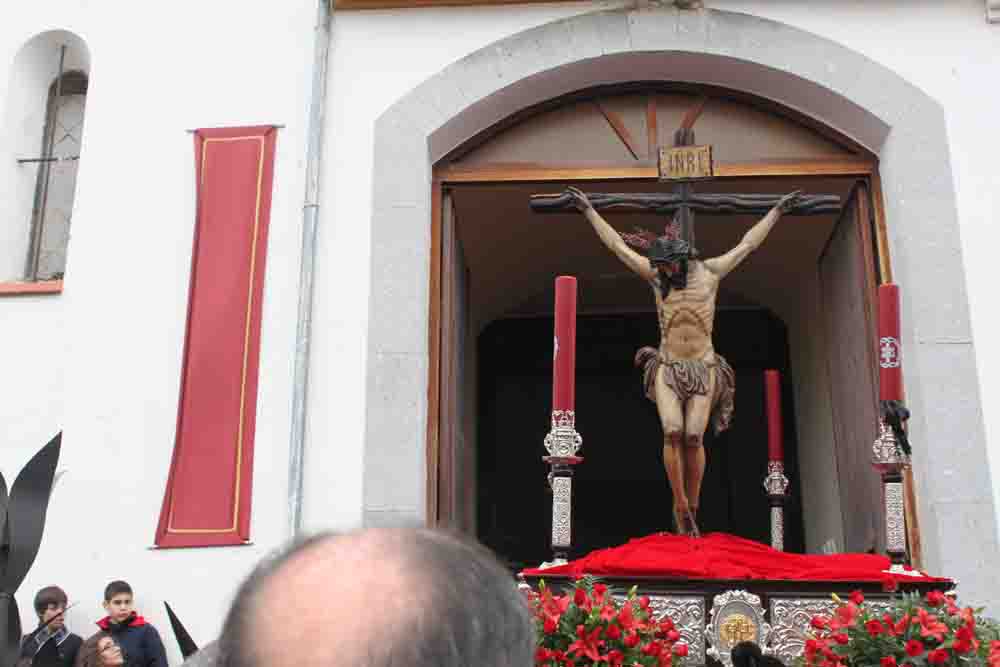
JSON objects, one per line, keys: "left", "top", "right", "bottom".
{"left": 96, "top": 581, "right": 168, "bottom": 667}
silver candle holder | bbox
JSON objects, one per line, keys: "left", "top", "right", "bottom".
{"left": 542, "top": 410, "right": 582, "bottom": 566}
{"left": 763, "top": 461, "right": 790, "bottom": 551}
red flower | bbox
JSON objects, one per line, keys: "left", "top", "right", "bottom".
{"left": 893, "top": 614, "right": 911, "bottom": 636}
{"left": 606, "top": 624, "right": 622, "bottom": 640}
{"left": 811, "top": 616, "right": 829, "bottom": 630}
{"left": 926, "top": 591, "right": 947, "bottom": 607}
{"left": 953, "top": 639, "right": 972, "bottom": 654}
{"left": 574, "top": 588, "right": 587, "bottom": 606}
{"left": 618, "top": 604, "right": 638, "bottom": 632}
{"left": 659, "top": 618, "right": 675, "bottom": 632}
{"left": 849, "top": 590, "right": 865, "bottom": 605}
{"left": 642, "top": 642, "right": 662, "bottom": 657}
{"left": 601, "top": 605, "right": 617, "bottom": 622}
{"left": 866, "top": 620, "right": 886, "bottom": 637}
{"left": 567, "top": 626, "right": 605, "bottom": 663}
{"left": 927, "top": 649, "right": 949, "bottom": 665}
{"left": 593, "top": 583, "right": 608, "bottom": 597}
{"left": 624, "top": 632, "right": 640, "bottom": 649}
{"left": 956, "top": 626, "right": 974, "bottom": 642}
{"left": 674, "top": 644, "right": 689, "bottom": 657}
{"left": 906, "top": 640, "right": 925, "bottom": 657}
{"left": 836, "top": 603, "right": 860, "bottom": 627}
{"left": 606, "top": 649, "right": 624, "bottom": 666}
{"left": 536, "top": 647, "right": 551, "bottom": 662}
{"left": 667, "top": 630, "right": 681, "bottom": 643}
{"left": 917, "top": 608, "right": 948, "bottom": 642}
{"left": 833, "top": 633, "right": 849, "bottom": 645}
{"left": 881, "top": 657, "right": 898, "bottom": 667}
{"left": 540, "top": 591, "right": 571, "bottom": 623}
{"left": 543, "top": 616, "right": 557, "bottom": 634}
{"left": 639, "top": 596, "right": 651, "bottom": 610}
{"left": 805, "top": 639, "right": 820, "bottom": 659}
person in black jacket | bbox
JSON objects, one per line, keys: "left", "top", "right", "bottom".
{"left": 94, "top": 581, "right": 167, "bottom": 667}
{"left": 18, "top": 586, "right": 83, "bottom": 667}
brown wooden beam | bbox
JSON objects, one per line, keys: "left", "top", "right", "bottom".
{"left": 646, "top": 97, "right": 658, "bottom": 160}
{"left": 435, "top": 157, "right": 875, "bottom": 184}
{"left": 426, "top": 179, "right": 443, "bottom": 526}
{"left": 594, "top": 102, "right": 641, "bottom": 161}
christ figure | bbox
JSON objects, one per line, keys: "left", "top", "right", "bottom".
{"left": 565, "top": 186, "right": 801, "bottom": 536}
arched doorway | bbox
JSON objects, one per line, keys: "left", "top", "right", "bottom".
{"left": 430, "top": 85, "right": 884, "bottom": 565}
{"left": 362, "top": 6, "right": 994, "bottom": 599}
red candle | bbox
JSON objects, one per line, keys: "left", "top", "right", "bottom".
{"left": 764, "top": 369, "right": 783, "bottom": 461}
{"left": 878, "top": 283, "right": 903, "bottom": 402}
{"left": 552, "top": 276, "right": 577, "bottom": 412}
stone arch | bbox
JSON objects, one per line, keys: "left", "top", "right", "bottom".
{"left": 364, "top": 6, "right": 994, "bottom": 603}
{"left": 0, "top": 29, "right": 91, "bottom": 281}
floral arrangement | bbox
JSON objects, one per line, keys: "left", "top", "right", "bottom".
{"left": 803, "top": 589, "right": 1000, "bottom": 667}
{"left": 527, "top": 577, "right": 688, "bottom": 667}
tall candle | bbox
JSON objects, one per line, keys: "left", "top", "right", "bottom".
{"left": 552, "top": 276, "right": 578, "bottom": 413}
{"left": 764, "top": 369, "right": 783, "bottom": 461}
{"left": 878, "top": 283, "right": 903, "bottom": 402}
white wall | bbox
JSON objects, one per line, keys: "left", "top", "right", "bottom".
{"left": 316, "top": 0, "right": 1000, "bottom": 559}
{"left": 0, "top": 1, "right": 317, "bottom": 661}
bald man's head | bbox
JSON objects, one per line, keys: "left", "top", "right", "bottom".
{"left": 217, "top": 529, "right": 534, "bottom": 666}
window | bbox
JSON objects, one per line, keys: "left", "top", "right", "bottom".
{"left": 25, "top": 69, "right": 88, "bottom": 280}
{"left": 1, "top": 31, "right": 90, "bottom": 284}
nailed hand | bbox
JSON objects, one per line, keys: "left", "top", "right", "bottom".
{"left": 777, "top": 190, "right": 803, "bottom": 213}
{"left": 565, "top": 186, "right": 593, "bottom": 212}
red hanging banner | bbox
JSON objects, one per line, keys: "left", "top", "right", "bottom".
{"left": 155, "top": 126, "right": 278, "bottom": 548}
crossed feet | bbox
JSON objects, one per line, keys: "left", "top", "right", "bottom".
{"left": 673, "top": 504, "right": 701, "bottom": 538}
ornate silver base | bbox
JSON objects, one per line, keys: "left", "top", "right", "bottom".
{"left": 763, "top": 461, "right": 790, "bottom": 551}
{"left": 872, "top": 418, "right": 911, "bottom": 565}
{"left": 544, "top": 410, "right": 583, "bottom": 563}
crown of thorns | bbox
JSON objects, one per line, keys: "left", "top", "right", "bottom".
{"left": 620, "top": 216, "right": 685, "bottom": 257}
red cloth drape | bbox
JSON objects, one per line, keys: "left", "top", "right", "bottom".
{"left": 522, "top": 533, "right": 948, "bottom": 584}
{"left": 155, "top": 126, "right": 278, "bottom": 548}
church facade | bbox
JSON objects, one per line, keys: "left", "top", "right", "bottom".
{"left": 2, "top": 0, "right": 999, "bottom": 659}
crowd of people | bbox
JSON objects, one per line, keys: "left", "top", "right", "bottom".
{"left": 20, "top": 528, "right": 536, "bottom": 667}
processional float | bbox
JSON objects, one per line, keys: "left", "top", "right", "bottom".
{"left": 523, "top": 110, "right": 941, "bottom": 667}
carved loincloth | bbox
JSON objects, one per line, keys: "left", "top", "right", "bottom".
{"left": 634, "top": 346, "right": 735, "bottom": 435}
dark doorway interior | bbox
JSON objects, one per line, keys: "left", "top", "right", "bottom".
{"left": 477, "top": 307, "right": 805, "bottom": 571}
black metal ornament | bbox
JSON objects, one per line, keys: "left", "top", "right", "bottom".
{"left": 165, "top": 601, "right": 200, "bottom": 659}
{"left": 0, "top": 433, "right": 62, "bottom": 667}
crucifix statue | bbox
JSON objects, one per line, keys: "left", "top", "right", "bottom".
{"left": 530, "top": 128, "right": 840, "bottom": 537}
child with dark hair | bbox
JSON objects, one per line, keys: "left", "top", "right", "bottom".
{"left": 18, "top": 585, "right": 83, "bottom": 667}
{"left": 94, "top": 581, "right": 167, "bottom": 667}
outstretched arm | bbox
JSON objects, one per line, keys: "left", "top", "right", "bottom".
{"left": 704, "top": 190, "right": 801, "bottom": 278}
{"left": 565, "top": 187, "right": 655, "bottom": 282}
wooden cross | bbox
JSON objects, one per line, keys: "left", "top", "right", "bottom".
{"left": 530, "top": 100, "right": 841, "bottom": 244}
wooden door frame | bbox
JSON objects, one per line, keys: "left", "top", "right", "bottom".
{"left": 426, "top": 156, "right": 921, "bottom": 565}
